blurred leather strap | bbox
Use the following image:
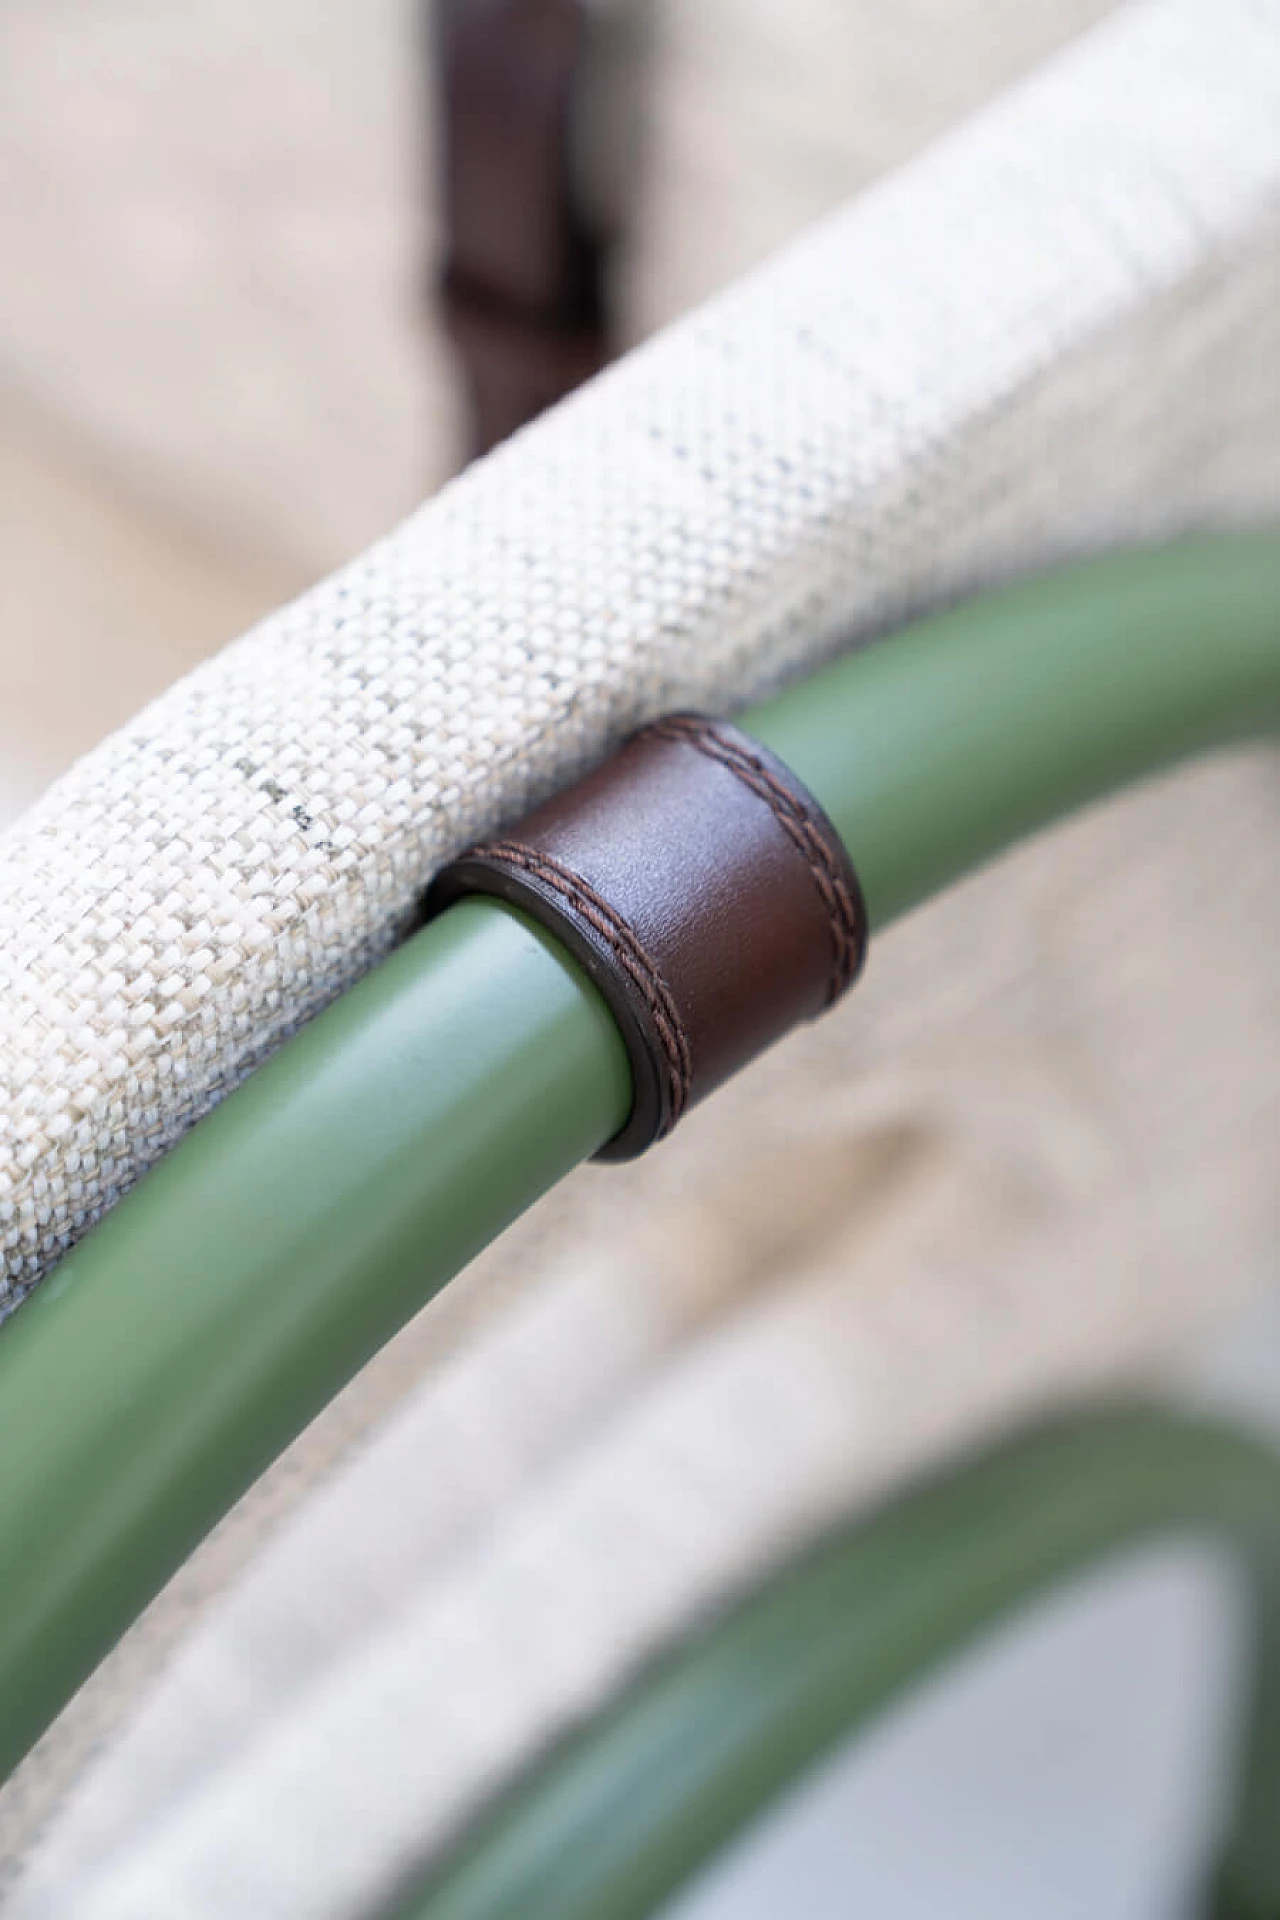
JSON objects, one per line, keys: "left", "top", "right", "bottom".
{"left": 429, "top": 715, "right": 868, "bottom": 1158}
{"left": 435, "top": 0, "right": 612, "bottom": 454}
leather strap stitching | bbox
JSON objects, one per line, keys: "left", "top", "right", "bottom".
{"left": 472, "top": 838, "right": 693, "bottom": 1130}
{"left": 647, "top": 715, "right": 863, "bottom": 1004}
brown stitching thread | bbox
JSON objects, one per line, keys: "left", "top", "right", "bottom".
{"left": 648, "top": 716, "right": 864, "bottom": 1004}
{"left": 473, "top": 838, "right": 692, "bottom": 1130}
{"left": 650, "top": 714, "right": 861, "bottom": 999}
{"left": 476, "top": 840, "right": 691, "bottom": 1127}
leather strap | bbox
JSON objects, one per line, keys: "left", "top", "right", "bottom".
{"left": 434, "top": 0, "right": 612, "bottom": 455}
{"left": 428, "top": 715, "right": 868, "bottom": 1159}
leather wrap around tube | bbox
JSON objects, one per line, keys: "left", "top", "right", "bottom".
{"left": 429, "top": 715, "right": 867, "bottom": 1158}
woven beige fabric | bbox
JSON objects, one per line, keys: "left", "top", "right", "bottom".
{"left": 2, "top": 0, "right": 1279, "bottom": 1308}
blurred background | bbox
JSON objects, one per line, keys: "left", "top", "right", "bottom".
{"left": 0, "top": 0, "right": 1122, "bottom": 815}
{"left": 1, "top": 3, "right": 1278, "bottom": 1915}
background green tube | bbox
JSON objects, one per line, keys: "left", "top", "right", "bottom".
{"left": 0, "top": 534, "right": 1276, "bottom": 1778}
{"left": 388, "top": 1407, "right": 1280, "bottom": 1920}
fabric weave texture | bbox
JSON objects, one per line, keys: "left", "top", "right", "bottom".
{"left": 6, "top": 1, "right": 1280, "bottom": 1911}
{"left": 2, "top": 0, "right": 1279, "bottom": 1310}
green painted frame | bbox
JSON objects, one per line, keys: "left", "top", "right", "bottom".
{"left": 0, "top": 534, "right": 1277, "bottom": 1782}
{"left": 391, "top": 1407, "right": 1280, "bottom": 1920}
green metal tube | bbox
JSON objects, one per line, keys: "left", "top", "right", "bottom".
{"left": 391, "top": 1407, "right": 1280, "bottom": 1920}
{"left": 0, "top": 535, "right": 1277, "bottom": 1777}
{"left": 0, "top": 903, "right": 632, "bottom": 1780}
{"left": 749, "top": 533, "right": 1280, "bottom": 929}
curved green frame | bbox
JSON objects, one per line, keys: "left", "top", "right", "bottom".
{"left": 0, "top": 534, "right": 1277, "bottom": 1778}
{"left": 388, "top": 1407, "right": 1280, "bottom": 1920}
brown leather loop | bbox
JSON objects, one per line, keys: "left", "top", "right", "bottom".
{"left": 428, "top": 715, "right": 868, "bottom": 1159}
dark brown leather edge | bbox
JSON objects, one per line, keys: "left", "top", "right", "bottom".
{"left": 428, "top": 714, "right": 868, "bottom": 1159}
